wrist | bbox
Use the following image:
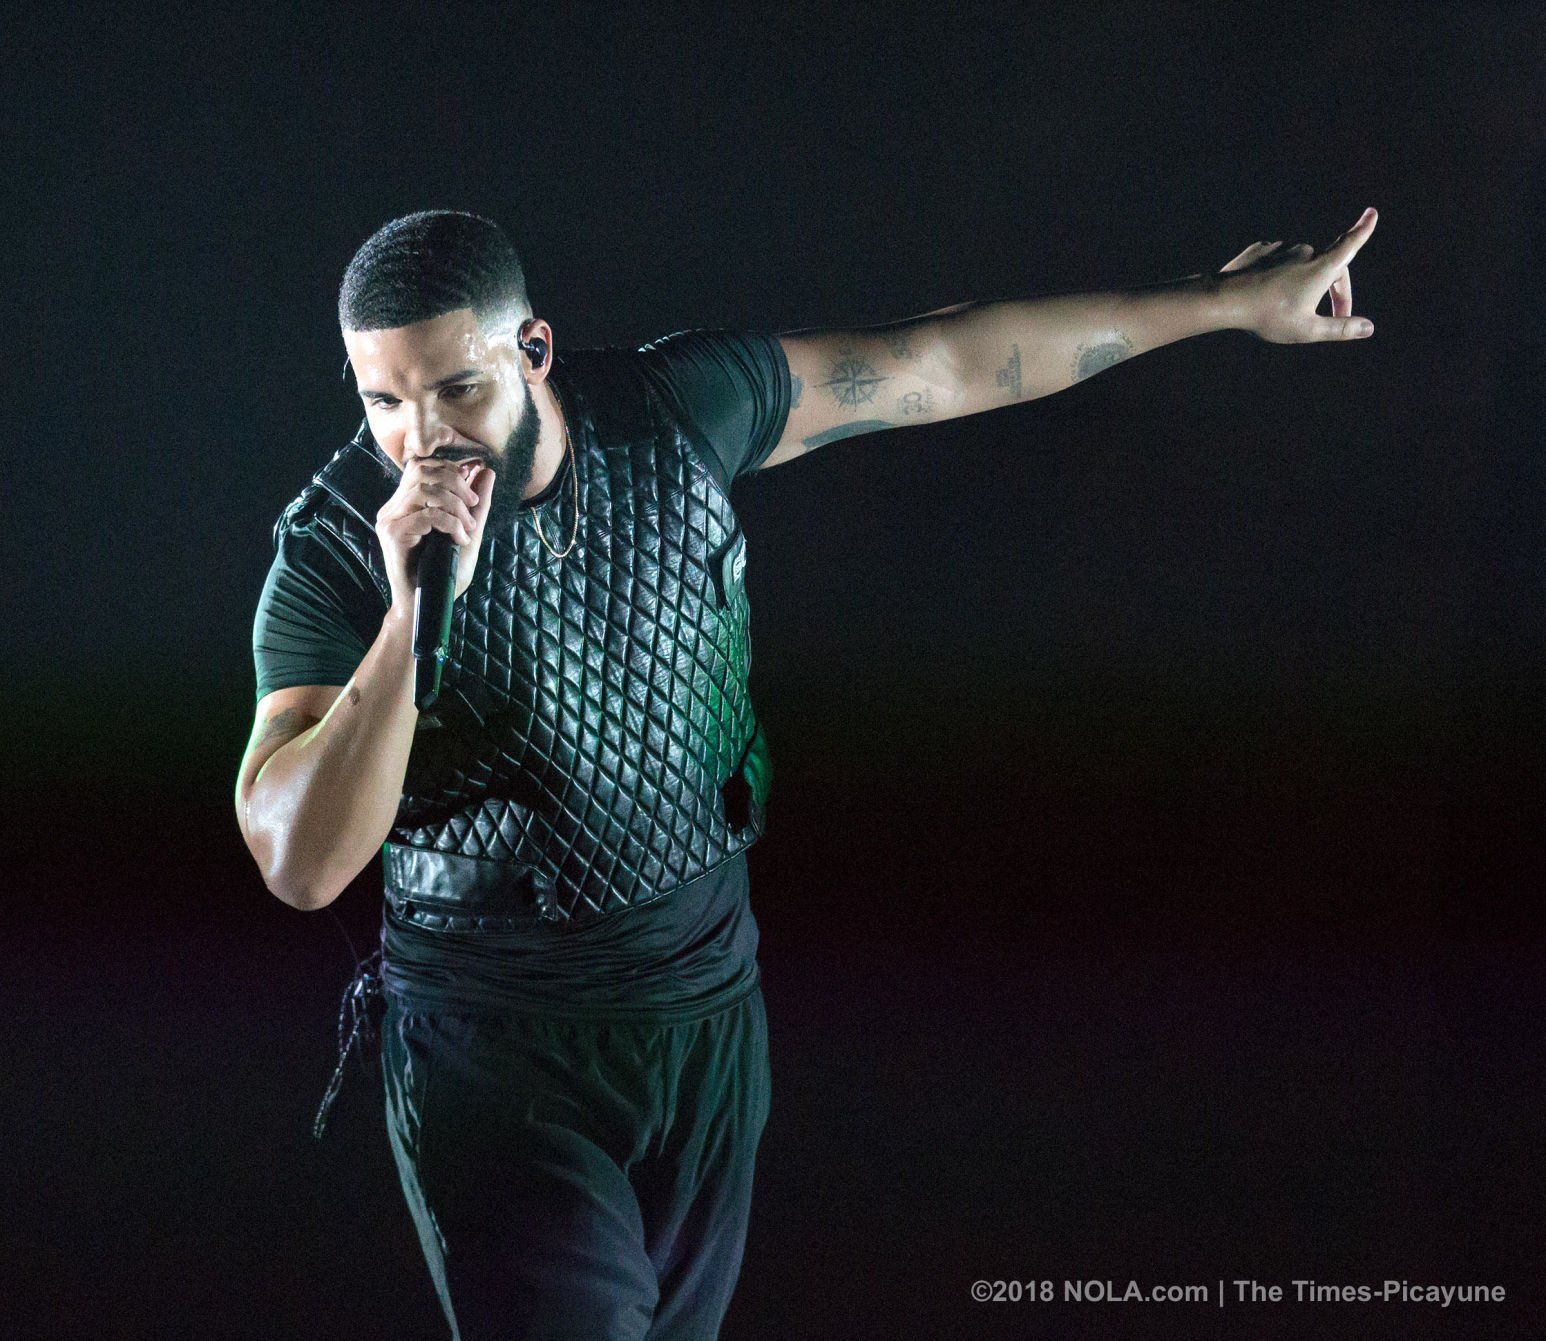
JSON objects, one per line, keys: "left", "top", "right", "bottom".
{"left": 1110, "top": 271, "right": 1242, "bottom": 351}
{"left": 382, "top": 600, "right": 417, "bottom": 651}
{"left": 1205, "top": 271, "right": 1254, "bottom": 333}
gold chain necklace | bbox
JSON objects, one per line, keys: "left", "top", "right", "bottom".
{"left": 532, "top": 403, "right": 580, "bottom": 560}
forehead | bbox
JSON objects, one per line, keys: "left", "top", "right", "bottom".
{"left": 343, "top": 308, "right": 505, "bottom": 383}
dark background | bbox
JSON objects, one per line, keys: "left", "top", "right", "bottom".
{"left": 9, "top": 2, "right": 1542, "bottom": 1337}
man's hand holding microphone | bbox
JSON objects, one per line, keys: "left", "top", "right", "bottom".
{"left": 376, "top": 453, "right": 497, "bottom": 707}
{"left": 378, "top": 453, "right": 496, "bottom": 611}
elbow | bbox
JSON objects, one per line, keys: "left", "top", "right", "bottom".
{"left": 236, "top": 783, "right": 345, "bottom": 912}
{"left": 923, "top": 324, "right": 972, "bottom": 417}
{"left": 238, "top": 815, "right": 340, "bottom": 912}
{"left": 265, "top": 870, "right": 339, "bottom": 913}
{"left": 262, "top": 849, "right": 347, "bottom": 912}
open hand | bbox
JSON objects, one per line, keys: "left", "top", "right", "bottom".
{"left": 1219, "top": 207, "right": 1378, "bottom": 343}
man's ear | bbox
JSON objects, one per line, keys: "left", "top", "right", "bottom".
{"left": 485, "top": 312, "right": 551, "bottom": 381}
{"left": 521, "top": 318, "right": 556, "bottom": 383}
{"left": 522, "top": 317, "right": 553, "bottom": 365}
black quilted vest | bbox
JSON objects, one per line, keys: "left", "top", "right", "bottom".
{"left": 272, "top": 346, "right": 771, "bottom": 931}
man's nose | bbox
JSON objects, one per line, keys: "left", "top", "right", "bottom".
{"left": 403, "top": 402, "right": 454, "bottom": 456}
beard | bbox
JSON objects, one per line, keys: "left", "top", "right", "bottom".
{"left": 482, "top": 375, "right": 541, "bottom": 535}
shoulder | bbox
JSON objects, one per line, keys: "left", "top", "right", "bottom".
{"left": 634, "top": 328, "right": 786, "bottom": 392}
{"left": 271, "top": 424, "right": 397, "bottom": 550}
{"left": 626, "top": 329, "right": 791, "bottom": 485}
{"left": 263, "top": 427, "right": 396, "bottom": 609}
{"left": 555, "top": 331, "right": 783, "bottom": 408}
{"left": 272, "top": 480, "right": 327, "bottom": 551}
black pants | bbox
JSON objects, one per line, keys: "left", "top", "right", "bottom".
{"left": 382, "top": 985, "right": 772, "bottom": 1341}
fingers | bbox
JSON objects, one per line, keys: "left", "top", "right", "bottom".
{"left": 386, "top": 459, "right": 480, "bottom": 532}
{"left": 393, "top": 485, "right": 477, "bottom": 536}
{"left": 375, "top": 502, "right": 473, "bottom": 549}
{"left": 1317, "top": 209, "right": 1374, "bottom": 327}
{"left": 1321, "top": 206, "right": 1378, "bottom": 271}
{"left": 400, "top": 501, "right": 474, "bottom": 546}
{"left": 385, "top": 491, "right": 475, "bottom": 545}
{"left": 1329, "top": 267, "right": 1353, "bottom": 318}
{"left": 1227, "top": 209, "right": 1377, "bottom": 284}
{"left": 406, "top": 456, "right": 479, "bottom": 507}
{"left": 378, "top": 472, "right": 478, "bottom": 545}
{"left": 1219, "top": 240, "right": 1285, "bottom": 273}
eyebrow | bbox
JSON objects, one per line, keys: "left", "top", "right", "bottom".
{"left": 358, "top": 368, "right": 483, "bottom": 398}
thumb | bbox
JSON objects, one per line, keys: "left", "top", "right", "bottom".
{"left": 1317, "top": 315, "right": 1374, "bottom": 341}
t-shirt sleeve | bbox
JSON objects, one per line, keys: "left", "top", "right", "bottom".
{"left": 634, "top": 329, "right": 791, "bottom": 492}
{"left": 251, "top": 520, "right": 382, "bottom": 703}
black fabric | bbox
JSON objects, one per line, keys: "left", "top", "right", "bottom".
{"left": 364, "top": 341, "right": 772, "bottom": 926}
{"left": 634, "top": 328, "right": 787, "bottom": 493}
{"left": 382, "top": 984, "right": 772, "bottom": 1341}
{"left": 379, "top": 850, "right": 760, "bottom": 1021}
{"left": 251, "top": 522, "right": 378, "bottom": 698}
{"left": 252, "top": 329, "right": 789, "bottom": 1023}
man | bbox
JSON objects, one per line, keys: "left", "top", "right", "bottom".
{"left": 235, "top": 207, "right": 1376, "bottom": 1340}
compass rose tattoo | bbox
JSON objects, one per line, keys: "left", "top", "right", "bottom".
{"left": 822, "top": 352, "right": 889, "bottom": 408}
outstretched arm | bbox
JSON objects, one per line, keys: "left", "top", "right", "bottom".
{"left": 759, "top": 207, "right": 1378, "bottom": 471}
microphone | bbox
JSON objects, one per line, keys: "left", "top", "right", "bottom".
{"left": 411, "top": 530, "right": 459, "bottom": 709}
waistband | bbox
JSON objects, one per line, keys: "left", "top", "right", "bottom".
{"left": 381, "top": 961, "right": 764, "bottom": 1028}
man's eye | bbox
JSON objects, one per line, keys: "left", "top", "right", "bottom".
{"left": 369, "top": 397, "right": 398, "bottom": 408}
{"left": 443, "top": 384, "right": 476, "bottom": 399}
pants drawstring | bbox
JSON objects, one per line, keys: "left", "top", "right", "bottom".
{"left": 313, "top": 946, "right": 385, "bottom": 1140}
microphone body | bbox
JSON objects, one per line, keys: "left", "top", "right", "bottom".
{"left": 411, "top": 531, "right": 460, "bottom": 709}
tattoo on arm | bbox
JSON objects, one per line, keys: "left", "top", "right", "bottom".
{"left": 802, "top": 419, "right": 894, "bottom": 450}
{"left": 994, "top": 344, "right": 1022, "bottom": 400}
{"left": 899, "top": 387, "right": 935, "bottom": 417}
{"left": 884, "top": 331, "right": 920, "bottom": 361}
{"left": 790, "top": 373, "right": 803, "bottom": 409}
{"left": 1073, "top": 334, "right": 1135, "bottom": 382}
{"left": 256, "top": 707, "right": 318, "bottom": 750}
{"left": 242, "top": 706, "right": 322, "bottom": 834}
{"left": 822, "top": 353, "right": 889, "bottom": 408}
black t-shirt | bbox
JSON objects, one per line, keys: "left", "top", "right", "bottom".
{"left": 251, "top": 329, "right": 790, "bottom": 1022}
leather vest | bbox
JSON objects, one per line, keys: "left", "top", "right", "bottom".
{"left": 273, "top": 345, "right": 771, "bottom": 932}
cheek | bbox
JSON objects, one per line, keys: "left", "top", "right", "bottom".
{"left": 365, "top": 413, "right": 400, "bottom": 452}
{"left": 458, "top": 401, "right": 506, "bottom": 444}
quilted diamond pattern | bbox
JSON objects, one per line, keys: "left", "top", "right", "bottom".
{"left": 277, "top": 346, "right": 770, "bottom": 931}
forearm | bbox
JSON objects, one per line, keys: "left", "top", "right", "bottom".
{"left": 943, "top": 272, "right": 1243, "bottom": 412}
{"left": 246, "top": 606, "right": 420, "bottom": 910}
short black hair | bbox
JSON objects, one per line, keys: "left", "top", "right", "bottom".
{"left": 338, "top": 210, "right": 531, "bottom": 335}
